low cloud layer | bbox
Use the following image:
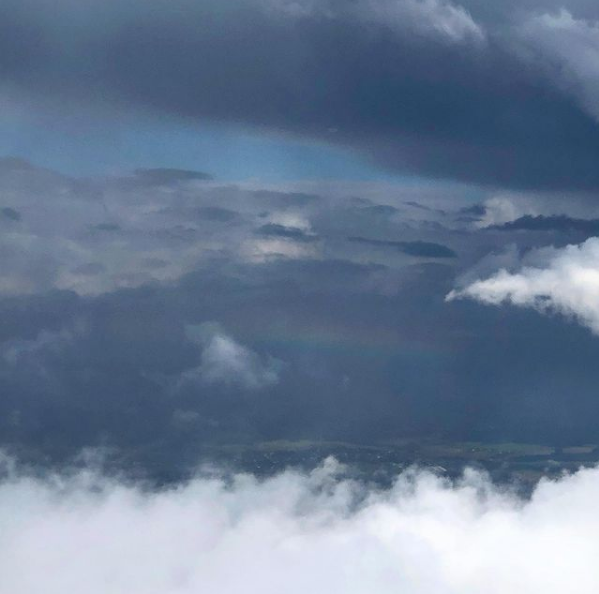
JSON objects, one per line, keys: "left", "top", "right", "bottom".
{"left": 448, "top": 237, "right": 599, "bottom": 334}
{"left": 0, "top": 457, "right": 598, "bottom": 593}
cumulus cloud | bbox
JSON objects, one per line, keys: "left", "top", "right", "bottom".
{"left": 0, "top": 457, "right": 599, "bottom": 593}
{"left": 447, "top": 237, "right": 599, "bottom": 334}
{"left": 180, "top": 323, "right": 283, "bottom": 390}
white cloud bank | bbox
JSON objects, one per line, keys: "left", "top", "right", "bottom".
{"left": 0, "top": 457, "right": 599, "bottom": 593}
{"left": 447, "top": 237, "right": 599, "bottom": 334}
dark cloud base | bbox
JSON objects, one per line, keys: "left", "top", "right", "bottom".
{"left": 348, "top": 236, "right": 457, "bottom": 258}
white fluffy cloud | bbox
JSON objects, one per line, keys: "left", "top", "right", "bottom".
{"left": 0, "top": 457, "right": 599, "bottom": 593}
{"left": 447, "top": 237, "right": 599, "bottom": 334}
{"left": 180, "top": 323, "right": 283, "bottom": 390}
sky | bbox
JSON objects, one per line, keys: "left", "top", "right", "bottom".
{"left": 2, "top": 1, "right": 599, "bottom": 590}
{"left": 2, "top": 0, "right": 599, "bottom": 452}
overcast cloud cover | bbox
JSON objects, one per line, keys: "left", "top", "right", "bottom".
{"left": 3, "top": 0, "right": 599, "bottom": 589}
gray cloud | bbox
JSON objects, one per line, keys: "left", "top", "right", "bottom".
{"left": 132, "top": 168, "right": 213, "bottom": 185}
{"left": 457, "top": 204, "right": 487, "bottom": 219}
{"left": 349, "top": 236, "right": 457, "bottom": 258}
{"left": 0, "top": 158, "right": 468, "bottom": 297}
{"left": 489, "top": 214, "right": 599, "bottom": 235}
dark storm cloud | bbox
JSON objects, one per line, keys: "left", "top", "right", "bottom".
{"left": 3, "top": 0, "right": 599, "bottom": 188}
{"left": 348, "top": 236, "right": 457, "bottom": 258}
{"left": 489, "top": 214, "right": 599, "bottom": 235}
